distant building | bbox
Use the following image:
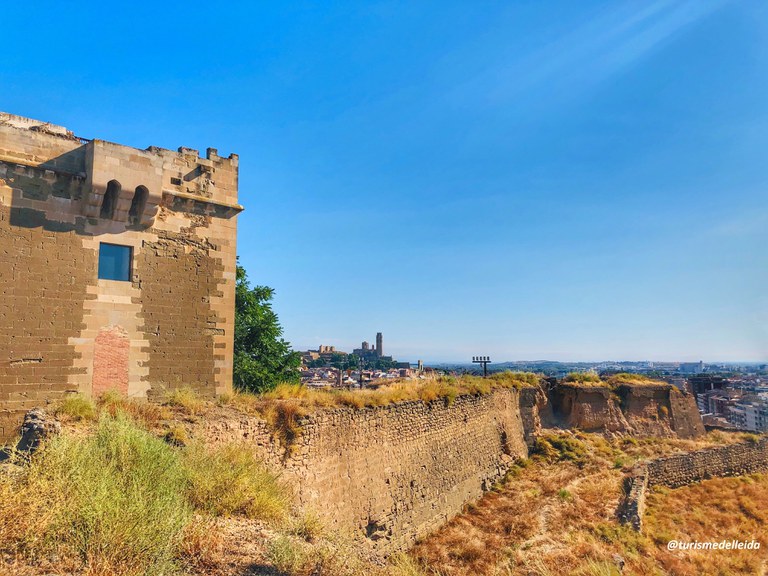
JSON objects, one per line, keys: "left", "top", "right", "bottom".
{"left": 679, "top": 361, "right": 704, "bottom": 374}
{"left": 353, "top": 332, "right": 393, "bottom": 362}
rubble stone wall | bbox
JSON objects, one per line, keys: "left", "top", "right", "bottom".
{"left": 619, "top": 437, "right": 768, "bottom": 530}
{"left": 202, "top": 387, "right": 531, "bottom": 554}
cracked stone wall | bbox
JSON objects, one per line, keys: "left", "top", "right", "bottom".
{"left": 0, "top": 114, "right": 241, "bottom": 439}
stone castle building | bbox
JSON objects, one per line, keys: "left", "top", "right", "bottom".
{"left": 0, "top": 113, "right": 242, "bottom": 439}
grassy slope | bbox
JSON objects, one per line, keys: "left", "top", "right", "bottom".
{"left": 409, "top": 431, "right": 762, "bottom": 576}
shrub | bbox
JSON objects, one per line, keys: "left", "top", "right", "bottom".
{"left": 0, "top": 413, "right": 192, "bottom": 575}
{"left": 54, "top": 394, "right": 96, "bottom": 422}
{"left": 166, "top": 387, "right": 204, "bottom": 415}
{"left": 183, "top": 441, "right": 289, "bottom": 522}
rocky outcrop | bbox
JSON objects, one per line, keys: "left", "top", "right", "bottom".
{"left": 550, "top": 384, "right": 630, "bottom": 432}
{"left": 0, "top": 408, "right": 61, "bottom": 463}
{"left": 16, "top": 408, "right": 61, "bottom": 454}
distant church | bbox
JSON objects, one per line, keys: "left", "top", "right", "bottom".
{"left": 353, "top": 332, "right": 393, "bottom": 362}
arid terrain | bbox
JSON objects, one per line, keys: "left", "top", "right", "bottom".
{"left": 1, "top": 382, "right": 765, "bottom": 576}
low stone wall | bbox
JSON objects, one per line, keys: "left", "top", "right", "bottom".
{"left": 619, "top": 437, "right": 768, "bottom": 530}
{"left": 646, "top": 437, "right": 768, "bottom": 488}
{"left": 202, "top": 387, "right": 531, "bottom": 554}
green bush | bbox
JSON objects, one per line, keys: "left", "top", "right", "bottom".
{"left": 183, "top": 441, "right": 289, "bottom": 522}
{"left": 54, "top": 394, "right": 97, "bottom": 422}
{"left": 24, "top": 413, "right": 191, "bottom": 575}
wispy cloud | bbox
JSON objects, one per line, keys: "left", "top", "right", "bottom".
{"left": 450, "top": 0, "right": 728, "bottom": 107}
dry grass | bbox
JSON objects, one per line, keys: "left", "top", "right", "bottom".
{"left": 175, "top": 516, "right": 225, "bottom": 572}
{"left": 53, "top": 394, "right": 97, "bottom": 422}
{"left": 643, "top": 474, "right": 768, "bottom": 576}
{"left": 0, "top": 413, "right": 192, "bottom": 575}
{"left": 604, "top": 373, "right": 667, "bottom": 387}
{"left": 0, "top": 413, "right": 292, "bottom": 576}
{"left": 97, "top": 389, "right": 172, "bottom": 429}
{"left": 224, "top": 371, "right": 538, "bottom": 414}
{"left": 166, "top": 387, "right": 205, "bottom": 415}
{"left": 564, "top": 372, "right": 603, "bottom": 385}
{"left": 183, "top": 441, "right": 290, "bottom": 523}
{"left": 563, "top": 372, "right": 674, "bottom": 390}
{"left": 409, "top": 429, "right": 757, "bottom": 576}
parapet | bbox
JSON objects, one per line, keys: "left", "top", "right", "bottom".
{"left": 0, "top": 112, "right": 242, "bottom": 228}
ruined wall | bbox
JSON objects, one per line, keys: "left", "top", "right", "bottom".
{"left": 520, "top": 385, "right": 553, "bottom": 446}
{"left": 551, "top": 383, "right": 703, "bottom": 438}
{"left": 203, "top": 387, "right": 530, "bottom": 554}
{"left": 0, "top": 113, "right": 241, "bottom": 438}
{"left": 668, "top": 388, "right": 707, "bottom": 439}
{"left": 619, "top": 437, "right": 768, "bottom": 530}
{"left": 551, "top": 384, "right": 630, "bottom": 432}
{"left": 646, "top": 437, "right": 768, "bottom": 488}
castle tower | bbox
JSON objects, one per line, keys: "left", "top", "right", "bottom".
{"left": 0, "top": 113, "right": 242, "bottom": 440}
{"left": 376, "top": 332, "right": 383, "bottom": 357}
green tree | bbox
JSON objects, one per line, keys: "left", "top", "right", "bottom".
{"left": 233, "top": 262, "right": 300, "bottom": 393}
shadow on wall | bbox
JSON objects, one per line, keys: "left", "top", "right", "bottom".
{"left": 8, "top": 148, "right": 155, "bottom": 237}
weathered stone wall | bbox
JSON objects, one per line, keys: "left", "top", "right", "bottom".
{"left": 551, "top": 383, "right": 704, "bottom": 438}
{"left": 551, "top": 385, "right": 630, "bottom": 432}
{"left": 520, "top": 385, "right": 552, "bottom": 446}
{"left": 203, "top": 387, "right": 531, "bottom": 554}
{"left": 619, "top": 437, "right": 768, "bottom": 530}
{"left": 646, "top": 437, "right": 768, "bottom": 488}
{"left": 0, "top": 114, "right": 241, "bottom": 439}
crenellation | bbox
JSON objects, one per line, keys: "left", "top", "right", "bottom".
{"left": 0, "top": 113, "right": 242, "bottom": 439}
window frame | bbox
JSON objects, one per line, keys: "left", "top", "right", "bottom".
{"left": 98, "top": 242, "right": 133, "bottom": 282}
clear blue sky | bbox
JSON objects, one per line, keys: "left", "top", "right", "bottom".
{"left": 3, "top": 1, "right": 766, "bottom": 363}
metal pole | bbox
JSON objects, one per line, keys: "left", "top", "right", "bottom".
{"left": 472, "top": 355, "right": 491, "bottom": 378}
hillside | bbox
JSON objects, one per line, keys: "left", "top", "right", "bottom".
{"left": 409, "top": 431, "right": 764, "bottom": 576}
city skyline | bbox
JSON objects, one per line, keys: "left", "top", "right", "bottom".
{"left": 3, "top": 1, "right": 766, "bottom": 363}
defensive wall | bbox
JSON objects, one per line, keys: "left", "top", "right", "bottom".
{"left": 550, "top": 382, "right": 704, "bottom": 439}
{"left": 619, "top": 437, "right": 768, "bottom": 530}
{"left": 0, "top": 113, "right": 242, "bottom": 440}
{"left": 202, "top": 381, "right": 704, "bottom": 554}
{"left": 204, "top": 387, "right": 530, "bottom": 553}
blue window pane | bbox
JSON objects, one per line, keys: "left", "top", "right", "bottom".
{"left": 98, "top": 243, "right": 132, "bottom": 281}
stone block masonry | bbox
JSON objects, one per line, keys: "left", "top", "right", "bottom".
{"left": 203, "top": 387, "right": 531, "bottom": 554}
{"left": 0, "top": 113, "right": 242, "bottom": 440}
{"left": 619, "top": 437, "right": 768, "bottom": 530}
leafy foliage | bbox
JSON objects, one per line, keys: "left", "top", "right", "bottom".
{"left": 233, "top": 261, "right": 300, "bottom": 393}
